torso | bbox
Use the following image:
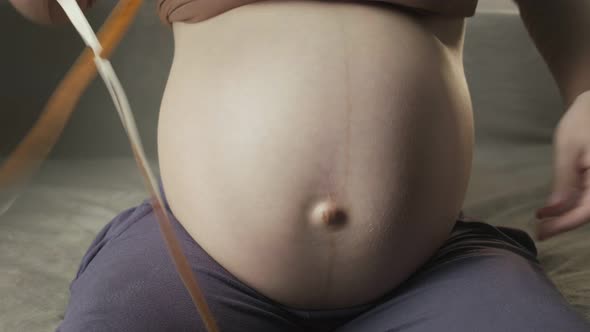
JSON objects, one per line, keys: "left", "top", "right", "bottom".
{"left": 158, "top": 1, "right": 474, "bottom": 309}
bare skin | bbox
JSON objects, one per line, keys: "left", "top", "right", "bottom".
{"left": 158, "top": 1, "right": 473, "bottom": 309}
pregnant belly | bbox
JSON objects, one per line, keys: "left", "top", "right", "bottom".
{"left": 158, "top": 1, "right": 473, "bottom": 309}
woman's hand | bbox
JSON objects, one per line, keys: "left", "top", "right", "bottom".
{"left": 9, "top": 0, "right": 95, "bottom": 25}
{"left": 536, "top": 90, "right": 590, "bottom": 240}
{"left": 157, "top": 0, "right": 258, "bottom": 25}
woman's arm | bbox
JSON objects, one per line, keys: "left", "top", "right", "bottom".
{"left": 515, "top": 0, "right": 590, "bottom": 106}
{"left": 9, "top": 0, "right": 95, "bottom": 25}
{"left": 517, "top": 0, "right": 590, "bottom": 240}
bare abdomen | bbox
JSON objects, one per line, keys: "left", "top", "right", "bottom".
{"left": 158, "top": 1, "right": 473, "bottom": 309}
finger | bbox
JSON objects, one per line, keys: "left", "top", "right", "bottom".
{"left": 48, "top": 0, "right": 96, "bottom": 24}
{"left": 160, "top": 0, "right": 259, "bottom": 25}
{"left": 536, "top": 199, "right": 571, "bottom": 218}
{"left": 537, "top": 206, "right": 590, "bottom": 240}
{"left": 536, "top": 189, "right": 583, "bottom": 219}
{"left": 537, "top": 189, "right": 590, "bottom": 240}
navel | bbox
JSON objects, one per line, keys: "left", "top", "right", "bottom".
{"left": 308, "top": 197, "right": 348, "bottom": 229}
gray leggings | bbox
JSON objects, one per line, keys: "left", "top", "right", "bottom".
{"left": 57, "top": 197, "right": 590, "bottom": 332}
